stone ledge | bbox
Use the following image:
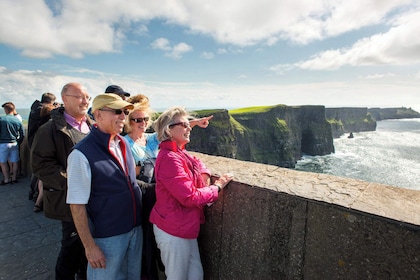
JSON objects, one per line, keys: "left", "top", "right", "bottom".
{"left": 191, "top": 152, "right": 420, "bottom": 226}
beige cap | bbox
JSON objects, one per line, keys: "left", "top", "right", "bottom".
{"left": 92, "top": 93, "right": 134, "bottom": 113}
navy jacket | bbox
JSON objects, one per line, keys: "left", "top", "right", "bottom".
{"left": 75, "top": 126, "right": 142, "bottom": 238}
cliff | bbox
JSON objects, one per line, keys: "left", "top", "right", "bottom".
{"left": 188, "top": 105, "right": 334, "bottom": 168}
{"left": 368, "top": 107, "right": 420, "bottom": 120}
{"left": 325, "top": 107, "right": 377, "bottom": 138}
{"left": 182, "top": 105, "right": 418, "bottom": 168}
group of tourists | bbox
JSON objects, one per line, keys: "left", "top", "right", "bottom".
{"left": 24, "top": 82, "right": 233, "bottom": 280}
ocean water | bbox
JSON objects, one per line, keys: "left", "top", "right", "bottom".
{"left": 295, "top": 118, "right": 420, "bottom": 191}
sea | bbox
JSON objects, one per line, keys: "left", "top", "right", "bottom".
{"left": 295, "top": 118, "right": 420, "bottom": 191}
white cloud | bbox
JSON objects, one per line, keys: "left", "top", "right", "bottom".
{"left": 361, "top": 73, "right": 396, "bottom": 79}
{"left": 269, "top": 64, "right": 295, "bottom": 75}
{"left": 217, "top": 48, "right": 228, "bottom": 54}
{"left": 132, "top": 24, "right": 149, "bottom": 36}
{"left": 0, "top": 0, "right": 118, "bottom": 58}
{"left": 151, "top": 38, "right": 171, "bottom": 51}
{"left": 322, "top": 0, "right": 414, "bottom": 37}
{"left": 201, "top": 52, "right": 215, "bottom": 59}
{"left": 1, "top": 0, "right": 417, "bottom": 58}
{"left": 295, "top": 8, "right": 420, "bottom": 70}
{"left": 151, "top": 38, "right": 192, "bottom": 59}
{"left": 167, "top": 42, "right": 193, "bottom": 59}
{"left": 266, "top": 37, "right": 278, "bottom": 46}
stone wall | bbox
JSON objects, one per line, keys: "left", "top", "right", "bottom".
{"left": 193, "top": 152, "right": 420, "bottom": 280}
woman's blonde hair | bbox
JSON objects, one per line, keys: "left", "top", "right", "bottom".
{"left": 153, "top": 106, "right": 193, "bottom": 142}
{"left": 124, "top": 94, "right": 155, "bottom": 133}
{"left": 127, "top": 94, "right": 149, "bottom": 105}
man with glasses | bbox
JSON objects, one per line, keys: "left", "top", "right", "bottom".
{"left": 31, "top": 82, "right": 93, "bottom": 280}
{"left": 67, "top": 94, "right": 143, "bottom": 279}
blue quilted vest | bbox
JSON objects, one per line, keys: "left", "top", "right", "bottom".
{"left": 74, "top": 126, "right": 142, "bottom": 238}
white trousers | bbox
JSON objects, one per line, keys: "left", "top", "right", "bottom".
{"left": 153, "top": 224, "right": 203, "bottom": 280}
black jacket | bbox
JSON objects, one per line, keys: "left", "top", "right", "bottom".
{"left": 27, "top": 100, "right": 42, "bottom": 148}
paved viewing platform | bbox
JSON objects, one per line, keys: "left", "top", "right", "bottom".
{"left": 0, "top": 176, "right": 59, "bottom": 280}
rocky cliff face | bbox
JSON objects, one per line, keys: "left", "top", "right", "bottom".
{"left": 325, "top": 107, "right": 377, "bottom": 138}
{"left": 187, "top": 109, "right": 237, "bottom": 158}
{"left": 188, "top": 105, "right": 334, "bottom": 168}
{"left": 368, "top": 107, "right": 420, "bottom": 120}
{"left": 294, "top": 106, "right": 335, "bottom": 156}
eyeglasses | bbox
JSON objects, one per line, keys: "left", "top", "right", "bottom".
{"left": 169, "top": 122, "right": 190, "bottom": 128}
{"left": 99, "top": 108, "right": 130, "bottom": 115}
{"left": 65, "top": 95, "right": 92, "bottom": 101}
{"left": 131, "top": 117, "right": 150, "bottom": 123}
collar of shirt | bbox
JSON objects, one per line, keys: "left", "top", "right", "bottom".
{"left": 110, "top": 136, "right": 126, "bottom": 173}
{"left": 64, "top": 111, "right": 90, "bottom": 133}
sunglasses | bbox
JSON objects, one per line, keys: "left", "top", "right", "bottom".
{"left": 169, "top": 121, "right": 190, "bottom": 128}
{"left": 131, "top": 117, "right": 150, "bottom": 123}
{"left": 99, "top": 108, "right": 130, "bottom": 115}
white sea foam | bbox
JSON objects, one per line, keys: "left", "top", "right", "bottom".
{"left": 296, "top": 119, "right": 420, "bottom": 191}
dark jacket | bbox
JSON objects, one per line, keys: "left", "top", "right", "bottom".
{"left": 27, "top": 100, "right": 42, "bottom": 148}
{"left": 31, "top": 107, "right": 94, "bottom": 221}
{"left": 75, "top": 126, "right": 142, "bottom": 238}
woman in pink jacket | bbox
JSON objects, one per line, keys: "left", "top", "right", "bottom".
{"left": 150, "top": 106, "right": 233, "bottom": 280}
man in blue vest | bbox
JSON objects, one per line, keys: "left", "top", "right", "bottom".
{"left": 67, "top": 93, "right": 142, "bottom": 279}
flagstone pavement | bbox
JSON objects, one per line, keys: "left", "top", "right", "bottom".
{"left": 0, "top": 176, "right": 60, "bottom": 280}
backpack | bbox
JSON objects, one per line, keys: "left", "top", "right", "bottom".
{"left": 139, "top": 158, "right": 156, "bottom": 183}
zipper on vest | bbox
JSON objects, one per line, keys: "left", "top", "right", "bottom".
{"left": 126, "top": 174, "right": 137, "bottom": 225}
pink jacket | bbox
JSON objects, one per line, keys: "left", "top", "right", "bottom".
{"left": 149, "top": 141, "right": 219, "bottom": 239}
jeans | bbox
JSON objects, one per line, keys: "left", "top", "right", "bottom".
{"left": 56, "top": 221, "right": 87, "bottom": 280}
{"left": 87, "top": 226, "right": 143, "bottom": 280}
{"left": 153, "top": 224, "right": 203, "bottom": 280}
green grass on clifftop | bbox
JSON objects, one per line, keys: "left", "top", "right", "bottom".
{"left": 229, "top": 105, "right": 282, "bottom": 115}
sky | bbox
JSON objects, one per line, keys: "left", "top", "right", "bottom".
{"left": 0, "top": 0, "right": 419, "bottom": 112}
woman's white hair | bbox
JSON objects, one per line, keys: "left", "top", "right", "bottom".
{"left": 153, "top": 106, "right": 193, "bottom": 142}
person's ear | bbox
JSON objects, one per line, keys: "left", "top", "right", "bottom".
{"left": 165, "top": 128, "right": 172, "bottom": 138}
{"left": 94, "top": 111, "right": 102, "bottom": 120}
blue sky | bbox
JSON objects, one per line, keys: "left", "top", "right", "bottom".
{"left": 0, "top": 0, "right": 419, "bottom": 112}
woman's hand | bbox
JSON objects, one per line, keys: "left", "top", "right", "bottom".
{"left": 190, "top": 115, "right": 213, "bottom": 128}
{"left": 214, "top": 173, "right": 234, "bottom": 190}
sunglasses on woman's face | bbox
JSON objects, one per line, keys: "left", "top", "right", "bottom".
{"left": 131, "top": 117, "right": 150, "bottom": 123}
{"left": 169, "top": 121, "right": 190, "bottom": 128}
